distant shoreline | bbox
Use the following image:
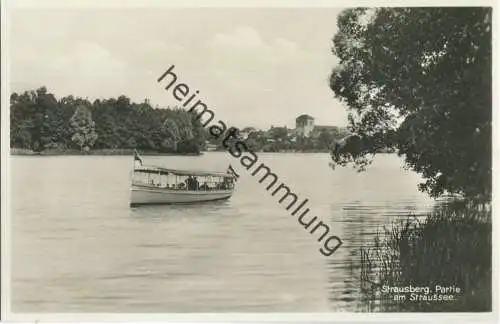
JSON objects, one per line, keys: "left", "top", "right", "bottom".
{"left": 10, "top": 148, "right": 343, "bottom": 156}
{"left": 10, "top": 148, "right": 203, "bottom": 156}
{"left": 208, "top": 149, "right": 333, "bottom": 153}
{"left": 11, "top": 148, "right": 396, "bottom": 156}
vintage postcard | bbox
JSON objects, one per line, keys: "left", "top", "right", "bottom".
{"left": 1, "top": 0, "right": 497, "bottom": 322}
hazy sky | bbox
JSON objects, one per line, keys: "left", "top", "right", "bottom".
{"left": 9, "top": 7, "right": 349, "bottom": 129}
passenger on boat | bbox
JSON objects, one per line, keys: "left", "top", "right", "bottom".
{"left": 185, "top": 176, "right": 193, "bottom": 190}
{"left": 222, "top": 177, "right": 232, "bottom": 189}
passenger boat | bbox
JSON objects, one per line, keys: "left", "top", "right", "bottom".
{"left": 130, "top": 150, "right": 238, "bottom": 207}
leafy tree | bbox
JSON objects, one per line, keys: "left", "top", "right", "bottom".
{"left": 268, "top": 126, "right": 289, "bottom": 142}
{"left": 10, "top": 92, "right": 33, "bottom": 149}
{"left": 173, "top": 110, "right": 194, "bottom": 142}
{"left": 9, "top": 87, "right": 65, "bottom": 151}
{"left": 295, "top": 136, "right": 315, "bottom": 152}
{"left": 69, "top": 105, "right": 98, "bottom": 151}
{"left": 329, "top": 7, "right": 492, "bottom": 200}
{"left": 163, "top": 119, "right": 181, "bottom": 151}
{"left": 317, "top": 130, "right": 336, "bottom": 150}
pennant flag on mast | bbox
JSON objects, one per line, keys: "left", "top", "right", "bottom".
{"left": 227, "top": 164, "right": 239, "bottom": 180}
{"left": 134, "top": 149, "right": 143, "bottom": 166}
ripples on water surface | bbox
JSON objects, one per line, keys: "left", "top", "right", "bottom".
{"left": 11, "top": 153, "right": 435, "bottom": 312}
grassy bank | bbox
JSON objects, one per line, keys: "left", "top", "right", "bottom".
{"left": 10, "top": 148, "right": 202, "bottom": 156}
{"left": 359, "top": 201, "right": 492, "bottom": 312}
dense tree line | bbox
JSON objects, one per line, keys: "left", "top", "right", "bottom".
{"left": 329, "top": 8, "right": 491, "bottom": 200}
{"left": 10, "top": 87, "right": 207, "bottom": 154}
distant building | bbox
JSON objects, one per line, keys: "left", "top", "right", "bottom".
{"left": 240, "top": 127, "right": 257, "bottom": 140}
{"left": 294, "top": 114, "right": 347, "bottom": 138}
{"left": 295, "top": 114, "right": 315, "bottom": 137}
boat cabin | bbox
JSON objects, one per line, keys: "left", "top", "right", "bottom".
{"left": 132, "top": 166, "right": 236, "bottom": 191}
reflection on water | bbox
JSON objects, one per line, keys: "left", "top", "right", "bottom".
{"left": 11, "top": 153, "right": 434, "bottom": 312}
{"left": 326, "top": 203, "right": 434, "bottom": 311}
{"left": 326, "top": 205, "right": 433, "bottom": 311}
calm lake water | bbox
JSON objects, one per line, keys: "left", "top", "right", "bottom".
{"left": 11, "top": 152, "right": 435, "bottom": 312}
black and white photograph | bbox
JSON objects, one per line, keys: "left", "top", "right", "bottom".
{"left": 1, "top": 0, "right": 496, "bottom": 321}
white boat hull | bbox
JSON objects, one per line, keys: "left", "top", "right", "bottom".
{"left": 130, "top": 185, "right": 233, "bottom": 206}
